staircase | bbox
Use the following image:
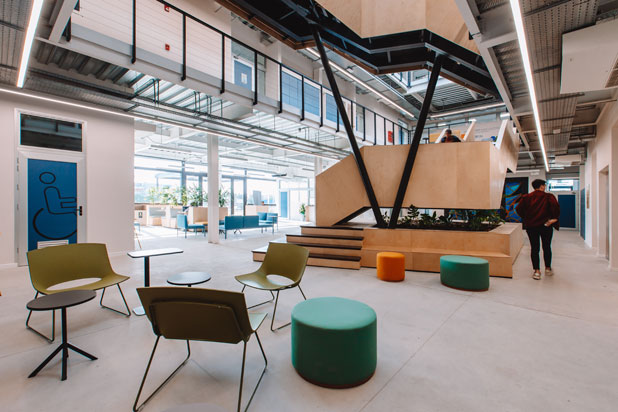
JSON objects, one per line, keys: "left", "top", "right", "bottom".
{"left": 252, "top": 226, "right": 364, "bottom": 269}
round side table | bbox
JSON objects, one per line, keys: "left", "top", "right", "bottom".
{"left": 167, "top": 272, "right": 212, "bottom": 287}
{"left": 27, "top": 290, "right": 97, "bottom": 381}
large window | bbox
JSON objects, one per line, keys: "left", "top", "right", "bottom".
{"left": 304, "top": 83, "right": 320, "bottom": 116}
{"left": 325, "top": 94, "right": 338, "bottom": 123}
{"left": 247, "top": 179, "right": 277, "bottom": 205}
{"left": 282, "top": 71, "right": 302, "bottom": 108}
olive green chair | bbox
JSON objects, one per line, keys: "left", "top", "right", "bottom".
{"left": 26, "top": 243, "right": 131, "bottom": 342}
{"left": 134, "top": 287, "right": 267, "bottom": 412}
{"left": 235, "top": 242, "right": 309, "bottom": 331}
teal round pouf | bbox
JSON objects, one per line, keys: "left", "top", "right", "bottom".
{"left": 440, "top": 255, "right": 490, "bottom": 291}
{"left": 291, "top": 297, "right": 377, "bottom": 388}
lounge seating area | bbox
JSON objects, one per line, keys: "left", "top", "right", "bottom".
{"left": 220, "top": 215, "right": 276, "bottom": 240}
{"left": 3, "top": 229, "right": 617, "bottom": 412}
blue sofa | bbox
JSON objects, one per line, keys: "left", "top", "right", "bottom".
{"left": 219, "top": 215, "right": 274, "bottom": 239}
{"left": 258, "top": 212, "right": 278, "bottom": 230}
{"left": 176, "top": 214, "right": 205, "bottom": 238}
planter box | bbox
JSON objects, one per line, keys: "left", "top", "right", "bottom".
{"left": 146, "top": 205, "right": 166, "bottom": 226}
{"left": 360, "top": 222, "right": 523, "bottom": 278}
{"left": 187, "top": 206, "right": 229, "bottom": 225}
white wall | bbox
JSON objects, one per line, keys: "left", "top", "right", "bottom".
{"left": 583, "top": 96, "right": 618, "bottom": 268}
{"left": 0, "top": 93, "right": 134, "bottom": 266}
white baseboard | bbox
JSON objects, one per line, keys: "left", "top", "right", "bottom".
{"left": 0, "top": 262, "right": 18, "bottom": 270}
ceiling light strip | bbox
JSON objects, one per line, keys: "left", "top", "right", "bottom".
{"left": 16, "top": 0, "right": 44, "bottom": 88}
{"left": 509, "top": 0, "right": 550, "bottom": 172}
{"left": 0, "top": 87, "right": 341, "bottom": 160}
{"left": 306, "top": 48, "right": 416, "bottom": 119}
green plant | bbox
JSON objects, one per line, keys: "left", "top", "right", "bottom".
{"left": 187, "top": 186, "right": 204, "bottom": 206}
{"left": 407, "top": 204, "right": 420, "bottom": 220}
{"left": 419, "top": 211, "right": 438, "bottom": 228}
{"left": 299, "top": 203, "right": 306, "bottom": 216}
{"left": 160, "top": 186, "right": 173, "bottom": 205}
{"left": 147, "top": 187, "right": 159, "bottom": 204}
{"left": 205, "top": 187, "right": 230, "bottom": 207}
{"left": 438, "top": 212, "right": 453, "bottom": 227}
{"left": 219, "top": 188, "right": 229, "bottom": 207}
{"left": 382, "top": 210, "right": 391, "bottom": 226}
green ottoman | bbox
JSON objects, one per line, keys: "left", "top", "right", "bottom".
{"left": 440, "top": 255, "right": 490, "bottom": 291}
{"left": 291, "top": 297, "right": 377, "bottom": 388}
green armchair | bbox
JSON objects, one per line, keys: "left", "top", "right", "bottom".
{"left": 235, "top": 242, "right": 309, "bottom": 331}
{"left": 134, "top": 287, "right": 267, "bottom": 412}
{"left": 26, "top": 243, "right": 131, "bottom": 342}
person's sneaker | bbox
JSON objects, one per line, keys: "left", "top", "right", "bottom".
{"left": 533, "top": 271, "right": 541, "bottom": 280}
{"left": 545, "top": 268, "right": 554, "bottom": 276}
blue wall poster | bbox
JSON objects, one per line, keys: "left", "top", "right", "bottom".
{"left": 28, "top": 159, "right": 78, "bottom": 251}
{"left": 501, "top": 177, "right": 528, "bottom": 223}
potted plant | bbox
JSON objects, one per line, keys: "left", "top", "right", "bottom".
{"left": 187, "top": 186, "right": 204, "bottom": 206}
{"left": 299, "top": 203, "right": 306, "bottom": 220}
{"left": 205, "top": 187, "right": 230, "bottom": 207}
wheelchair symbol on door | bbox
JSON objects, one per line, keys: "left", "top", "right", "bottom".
{"left": 32, "top": 172, "right": 78, "bottom": 240}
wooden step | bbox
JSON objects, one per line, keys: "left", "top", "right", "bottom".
{"left": 287, "top": 234, "right": 363, "bottom": 247}
{"left": 252, "top": 247, "right": 361, "bottom": 270}
{"left": 267, "top": 238, "right": 361, "bottom": 257}
{"left": 301, "top": 226, "right": 365, "bottom": 238}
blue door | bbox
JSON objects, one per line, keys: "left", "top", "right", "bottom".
{"left": 234, "top": 60, "right": 252, "bottom": 91}
{"left": 557, "top": 193, "right": 576, "bottom": 229}
{"left": 280, "top": 191, "right": 288, "bottom": 219}
{"left": 28, "top": 159, "right": 78, "bottom": 251}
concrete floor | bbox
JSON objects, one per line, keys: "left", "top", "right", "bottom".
{"left": 1, "top": 226, "right": 617, "bottom": 412}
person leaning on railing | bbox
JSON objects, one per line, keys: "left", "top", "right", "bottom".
{"left": 440, "top": 129, "right": 461, "bottom": 143}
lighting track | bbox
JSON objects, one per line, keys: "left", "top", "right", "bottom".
{"left": 509, "top": 0, "right": 550, "bottom": 172}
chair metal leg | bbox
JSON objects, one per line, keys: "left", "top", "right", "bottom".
{"left": 242, "top": 286, "right": 275, "bottom": 309}
{"left": 270, "top": 286, "right": 308, "bottom": 332}
{"left": 133, "top": 337, "right": 191, "bottom": 412}
{"left": 237, "top": 332, "right": 268, "bottom": 412}
{"left": 100, "top": 284, "right": 131, "bottom": 317}
{"left": 26, "top": 292, "right": 55, "bottom": 343}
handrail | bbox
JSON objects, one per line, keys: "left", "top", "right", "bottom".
{"left": 122, "top": 0, "right": 413, "bottom": 146}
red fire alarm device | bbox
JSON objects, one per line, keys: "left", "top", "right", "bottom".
{"left": 164, "top": 5, "right": 169, "bottom": 12}
{"left": 165, "top": 44, "right": 170, "bottom": 51}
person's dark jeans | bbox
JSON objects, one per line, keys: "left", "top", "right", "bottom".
{"left": 526, "top": 226, "right": 554, "bottom": 270}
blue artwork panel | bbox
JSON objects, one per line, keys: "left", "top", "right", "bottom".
{"left": 502, "top": 177, "right": 528, "bottom": 223}
{"left": 28, "top": 159, "right": 77, "bottom": 251}
{"left": 234, "top": 60, "right": 253, "bottom": 91}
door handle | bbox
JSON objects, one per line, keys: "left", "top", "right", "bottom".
{"left": 77, "top": 206, "right": 83, "bottom": 216}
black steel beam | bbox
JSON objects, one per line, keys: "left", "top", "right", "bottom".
{"left": 388, "top": 54, "right": 444, "bottom": 229}
{"left": 308, "top": 4, "right": 385, "bottom": 227}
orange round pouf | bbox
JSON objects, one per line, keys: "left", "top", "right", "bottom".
{"left": 376, "top": 252, "right": 405, "bottom": 282}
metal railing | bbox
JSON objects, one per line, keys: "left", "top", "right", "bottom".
{"left": 120, "top": 0, "right": 413, "bottom": 146}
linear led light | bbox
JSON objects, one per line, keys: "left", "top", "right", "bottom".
{"left": 0, "top": 86, "right": 342, "bottom": 160}
{"left": 17, "top": 0, "right": 44, "bottom": 88}
{"left": 306, "top": 48, "right": 416, "bottom": 119}
{"left": 509, "top": 0, "right": 550, "bottom": 172}
{"left": 429, "top": 102, "right": 506, "bottom": 118}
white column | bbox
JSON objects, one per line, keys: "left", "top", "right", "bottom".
{"left": 207, "top": 134, "right": 220, "bottom": 243}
